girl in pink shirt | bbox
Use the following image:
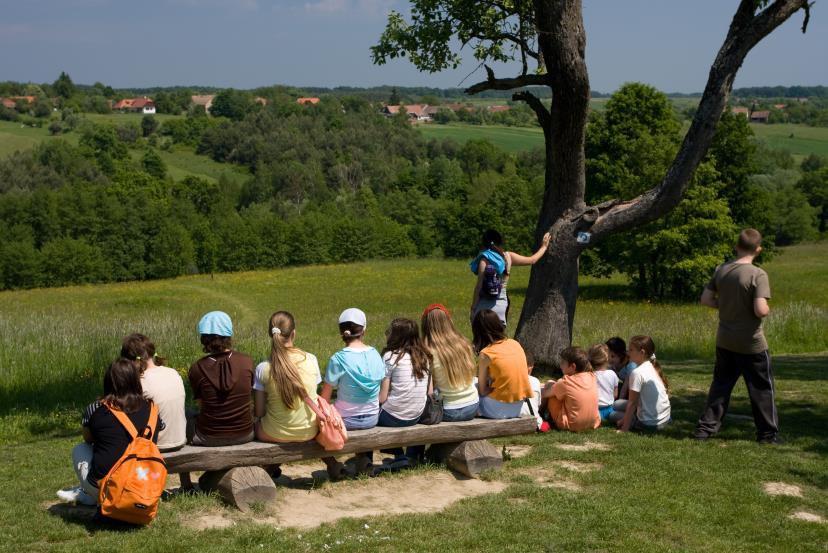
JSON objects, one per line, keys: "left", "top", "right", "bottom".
{"left": 541, "top": 347, "right": 600, "bottom": 432}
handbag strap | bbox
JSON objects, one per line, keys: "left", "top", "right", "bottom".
{"left": 523, "top": 398, "right": 536, "bottom": 417}
{"left": 303, "top": 395, "right": 328, "bottom": 422}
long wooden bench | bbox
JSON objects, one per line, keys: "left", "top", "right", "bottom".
{"left": 164, "top": 416, "right": 536, "bottom": 510}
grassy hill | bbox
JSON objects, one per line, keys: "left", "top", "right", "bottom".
{"left": 0, "top": 243, "right": 826, "bottom": 551}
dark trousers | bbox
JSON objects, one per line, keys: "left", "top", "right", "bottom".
{"left": 695, "top": 347, "right": 779, "bottom": 441}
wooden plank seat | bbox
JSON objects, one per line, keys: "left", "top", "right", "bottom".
{"left": 164, "top": 416, "right": 536, "bottom": 510}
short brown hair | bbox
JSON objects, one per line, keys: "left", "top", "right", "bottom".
{"left": 559, "top": 346, "right": 592, "bottom": 373}
{"left": 737, "top": 228, "right": 762, "bottom": 253}
{"left": 201, "top": 334, "right": 232, "bottom": 354}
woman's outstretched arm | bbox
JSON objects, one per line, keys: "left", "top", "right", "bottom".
{"left": 508, "top": 232, "right": 551, "bottom": 266}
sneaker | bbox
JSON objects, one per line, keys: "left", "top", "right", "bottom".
{"left": 758, "top": 435, "right": 785, "bottom": 445}
{"left": 57, "top": 486, "right": 97, "bottom": 506}
{"left": 692, "top": 430, "right": 711, "bottom": 441}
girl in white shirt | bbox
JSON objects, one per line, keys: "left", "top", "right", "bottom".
{"left": 611, "top": 335, "right": 671, "bottom": 432}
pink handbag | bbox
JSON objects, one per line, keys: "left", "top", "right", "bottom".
{"left": 304, "top": 395, "right": 348, "bottom": 451}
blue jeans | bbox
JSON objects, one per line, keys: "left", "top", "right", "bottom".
{"left": 342, "top": 412, "right": 379, "bottom": 431}
{"left": 378, "top": 409, "right": 420, "bottom": 428}
{"left": 599, "top": 405, "right": 614, "bottom": 421}
{"left": 478, "top": 395, "right": 523, "bottom": 419}
{"left": 443, "top": 402, "right": 479, "bottom": 422}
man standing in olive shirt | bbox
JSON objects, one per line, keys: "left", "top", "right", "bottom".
{"left": 694, "top": 229, "right": 780, "bottom": 443}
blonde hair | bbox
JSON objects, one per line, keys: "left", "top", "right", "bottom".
{"left": 588, "top": 343, "right": 609, "bottom": 371}
{"left": 421, "top": 308, "right": 476, "bottom": 389}
{"left": 268, "top": 311, "right": 307, "bottom": 410}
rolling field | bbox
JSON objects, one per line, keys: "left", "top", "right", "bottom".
{"left": 0, "top": 243, "right": 826, "bottom": 551}
{"left": 750, "top": 122, "right": 828, "bottom": 159}
{"left": 419, "top": 123, "right": 544, "bottom": 152}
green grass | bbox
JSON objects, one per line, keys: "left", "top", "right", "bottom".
{"left": 0, "top": 120, "right": 77, "bottom": 158}
{"left": 419, "top": 123, "right": 544, "bottom": 152}
{"left": 750, "top": 123, "right": 828, "bottom": 159}
{"left": 0, "top": 243, "right": 826, "bottom": 551}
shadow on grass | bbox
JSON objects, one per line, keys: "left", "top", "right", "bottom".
{"left": 46, "top": 503, "right": 142, "bottom": 534}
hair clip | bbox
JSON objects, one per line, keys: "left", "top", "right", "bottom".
{"left": 135, "top": 356, "right": 142, "bottom": 361}
{"left": 650, "top": 353, "right": 657, "bottom": 361}
{"left": 343, "top": 330, "right": 352, "bottom": 336}
{"left": 271, "top": 327, "right": 282, "bottom": 336}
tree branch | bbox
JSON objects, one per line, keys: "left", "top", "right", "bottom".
{"left": 588, "top": 0, "right": 809, "bottom": 240}
{"left": 512, "top": 90, "right": 550, "bottom": 128}
{"left": 464, "top": 65, "right": 549, "bottom": 95}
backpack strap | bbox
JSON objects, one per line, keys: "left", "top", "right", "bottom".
{"left": 105, "top": 402, "right": 157, "bottom": 439}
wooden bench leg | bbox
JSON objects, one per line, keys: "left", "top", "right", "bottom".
{"left": 198, "top": 466, "right": 277, "bottom": 512}
{"left": 427, "top": 440, "right": 503, "bottom": 478}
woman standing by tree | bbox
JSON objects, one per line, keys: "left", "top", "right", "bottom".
{"left": 470, "top": 230, "right": 551, "bottom": 326}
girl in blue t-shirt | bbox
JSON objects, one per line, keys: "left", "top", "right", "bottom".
{"left": 320, "top": 307, "right": 385, "bottom": 477}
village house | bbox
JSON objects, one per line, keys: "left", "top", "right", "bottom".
{"left": 191, "top": 94, "right": 215, "bottom": 113}
{"left": 0, "top": 98, "right": 17, "bottom": 109}
{"left": 749, "top": 110, "right": 771, "bottom": 123}
{"left": 731, "top": 106, "right": 750, "bottom": 117}
{"left": 113, "top": 97, "right": 156, "bottom": 114}
{"left": 296, "top": 97, "right": 320, "bottom": 105}
{"left": 382, "top": 104, "right": 432, "bottom": 122}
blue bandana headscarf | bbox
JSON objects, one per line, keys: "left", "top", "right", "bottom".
{"left": 198, "top": 311, "right": 233, "bottom": 337}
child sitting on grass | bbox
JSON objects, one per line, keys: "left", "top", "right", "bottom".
{"left": 606, "top": 336, "right": 636, "bottom": 399}
{"left": 590, "top": 343, "right": 619, "bottom": 421}
{"left": 541, "top": 346, "right": 600, "bottom": 432}
{"left": 610, "top": 335, "right": 672, "bottom": 432}
{"left": 320, "top": 308, "right": 385, "bottom": 477}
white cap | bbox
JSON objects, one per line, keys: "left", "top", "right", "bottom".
{"left": 338, "top": 308, "right": 367, "bottom": 327}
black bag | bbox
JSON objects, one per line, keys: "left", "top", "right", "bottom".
{"left": 418, "top": 371, "right": 443, "bottom": 425}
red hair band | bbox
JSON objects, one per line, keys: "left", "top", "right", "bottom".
{"left": 422, "top": 303, "right": 451, "bottom": 320}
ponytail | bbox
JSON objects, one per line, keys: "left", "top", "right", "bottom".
{"left": 629, "top": 335, "right": 669, "bottom": 395}
{"left": 268, "top": 311, "right": 308, "bottom": 410}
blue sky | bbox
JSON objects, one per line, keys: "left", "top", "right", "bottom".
{"left": 0, "top": 0, "right": 825, "bottom": 93}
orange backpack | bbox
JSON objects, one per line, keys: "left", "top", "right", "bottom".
{"left": 97, "top": 402, "right": 167, "bottom": 525}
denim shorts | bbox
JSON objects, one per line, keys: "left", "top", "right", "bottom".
{"left": 598, "top": 405, "right": 614, "bottom": 420}
{"left": 478, "top": 395, "right": 523, "bottom": 419}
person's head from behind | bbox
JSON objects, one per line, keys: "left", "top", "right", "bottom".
{"left": 481, "top": 229, "right": 504, "bottom": 251}
{"left": 384, "top": 317, "right": 429, "bottom": 379}
{"left": 268, "top": 310, "right": 305, "bottom": 409}
{"left": 472, "top": 309, "right": 506, "bottom": 352}
{"left": 120, "top": 333, "right": 166, "bottom": 374}
{"left": 421, "top": 304, "right": 475, "bottom": 388}
{"left": 384, "top": 317, "right": 420, "bottom": 353}
{"left": 628, "top": 335, "right": 670, "bottom": 394}
{"left": 588, "top": 343, "right": 609, "bottom": 371}
{"left": 605, "top": 336, "right": 628, "bottom": 369}
{"left": 735, "top": 228, "right": 762, "bottom": 257}
{"left": 525, "top": 351, "right": 535, "bottom": 374}
{"left": 198, "top": 311, "right": 233, "bottom": 354}
{"left": 338, "top": 307, "right": 366, "bottom": 345}
{"left": 559, "top": 346, "right": 591, "bottom": 376}
{"left": 102, "top": 357, "right": 144, "bottom": 413}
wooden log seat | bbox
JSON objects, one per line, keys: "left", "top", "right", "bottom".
{"left": 164, "top": 416, "right": 536, "bottom": 509}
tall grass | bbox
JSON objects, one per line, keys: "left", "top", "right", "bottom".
{"left": 0, "top": 243, "right": 826, "bottom": 415}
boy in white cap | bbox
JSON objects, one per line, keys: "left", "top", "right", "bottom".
{"left": 320, "top": 308, "right": 385, "bottom": 477}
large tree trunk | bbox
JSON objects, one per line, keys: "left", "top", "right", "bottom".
{"left": 514, "top": 0, "right": 809, "bottom": 367}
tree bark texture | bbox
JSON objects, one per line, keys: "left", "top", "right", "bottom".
{"left": 514, "top": 0, "right": 810, "bottom": 366}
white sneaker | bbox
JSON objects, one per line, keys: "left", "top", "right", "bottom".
{"left": 57, "top": 486, "right": 97, "bottom": 506}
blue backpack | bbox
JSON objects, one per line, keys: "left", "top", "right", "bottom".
{"left": 480, "top": 264, "right": 503, "bottom": 299}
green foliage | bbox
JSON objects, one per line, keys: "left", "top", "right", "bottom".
{"left": 52, "top": 72, "right": 76, "bottom": 99}
{"left": 142, "top": 148, "right": 167, "bottom": 179}
{"left": 141, "top": 114, "right": 159, "bottom": 137}
{"left": 585, "top": 84, "right": 736, "bottom": 298}
{"left": 210, "top": 88, "right": 258, "bottom": 121}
